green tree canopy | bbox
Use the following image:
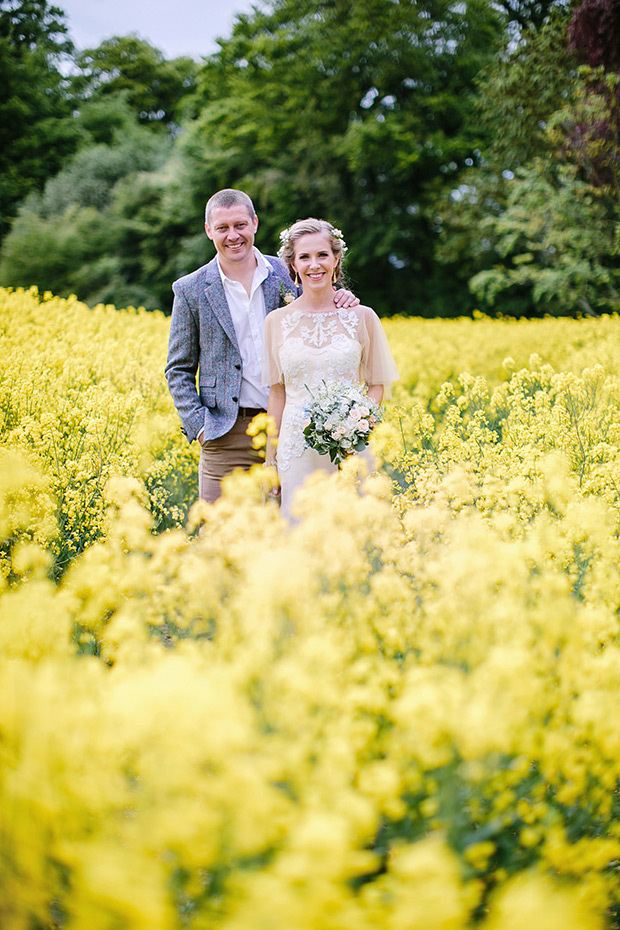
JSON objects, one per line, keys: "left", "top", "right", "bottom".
{"left": 0, "top": 0, "right": 78, "bottom": 233}
{"left": 0, "top": 118, "right": 173, "bottom": 306}
{"left": 469, "top": 160, "right": 620, "bottom": 315}
{"left": 70, "top": 35, "right": 198, "bottom": 130}
{"left": 434, "top": 0, "right": 620, "bottom": 317}
{"left": 475, "top": 7, "right": 577, "bottom": 171}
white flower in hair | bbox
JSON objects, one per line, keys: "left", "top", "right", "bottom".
{"left": 331, "top": 226, "right": 348, "bottom": 254}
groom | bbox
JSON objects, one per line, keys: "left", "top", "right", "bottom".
{"left": 165, "top": 188, "right": 358, "bottom": 502}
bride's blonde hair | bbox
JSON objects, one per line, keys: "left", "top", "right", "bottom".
{"left": 278, "top": 218, "right": 347, "bottom": 287}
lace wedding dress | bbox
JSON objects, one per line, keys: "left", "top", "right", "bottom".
{"left": 263, "top": 304, "right": 399, "bottom": 521}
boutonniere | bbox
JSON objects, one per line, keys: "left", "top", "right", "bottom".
{"left": 278, "top": 281, "right": 295, "bottom": 306}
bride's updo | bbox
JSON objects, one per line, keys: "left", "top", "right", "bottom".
{"left": 278, "top": 218, "right": 348, "bottom": 286}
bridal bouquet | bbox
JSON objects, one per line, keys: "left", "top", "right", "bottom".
{"left": 303, "top": 381, "right": 383, "bottom": 465}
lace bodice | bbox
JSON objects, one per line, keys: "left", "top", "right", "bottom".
{"left": 279, "top": 309, "right": 362, "bottom": 400}
{"left": 263, "top": 303, "right": 399, "bottom": 471}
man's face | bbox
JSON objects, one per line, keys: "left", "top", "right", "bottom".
{"left": 205, "top": 205, "right": 258, "bottom": 265}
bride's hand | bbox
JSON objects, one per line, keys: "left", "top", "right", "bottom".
{"left": 263, "top": 462, "right": 281, "bottom": 500}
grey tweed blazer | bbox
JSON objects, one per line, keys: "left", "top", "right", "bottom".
{"left": 165, "top": 253, "right": 296, "bottom": 444}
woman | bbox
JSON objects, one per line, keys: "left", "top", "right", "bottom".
{"left": 263, "top": 218, "right": 399, "bottom": 521}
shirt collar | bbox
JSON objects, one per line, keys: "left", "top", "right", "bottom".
{"left": 216, "top": 248, "right": 272, "bottom": 284}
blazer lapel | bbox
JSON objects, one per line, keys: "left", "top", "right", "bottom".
{"left": 262, "top": 269, "right": 278, "bottom": 313}
{"left": 203, "top": 261, "right": 239, "bottom": 350}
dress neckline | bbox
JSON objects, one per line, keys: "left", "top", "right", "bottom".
{"left": 290, "top": 307, "right": 350, "bottom": 317}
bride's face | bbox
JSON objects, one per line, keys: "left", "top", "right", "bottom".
{"left": 292, "top": 233, "right": 338, "bottom": 290}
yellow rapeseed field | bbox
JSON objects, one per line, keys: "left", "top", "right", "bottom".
{"left": 2, "top": 286, "right": 620, "bottom": 929}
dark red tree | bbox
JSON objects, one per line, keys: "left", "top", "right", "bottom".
{"left": 563, "top": 0, "right": 620, "bottom": 192}
{"left": 568, "top": 0, "right": 620, "bottom": 72}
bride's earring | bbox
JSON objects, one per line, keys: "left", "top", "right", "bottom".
{"left": 294, "top": 270, "right": 300, "bottom": 287}
{"left": 332, "top": 267, "right": 339, "bottom": 284}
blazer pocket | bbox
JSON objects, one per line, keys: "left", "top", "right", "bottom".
{"left": 199, "top": 374, "right": 216, "bottom": 408}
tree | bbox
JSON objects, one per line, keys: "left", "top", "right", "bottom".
{"left": 0, "top": 19, "right": 202, "bottom": 308}
{"left": 432, "top": 8, "right": 578, "bottom": 312}
{"left": 469, "top": 161, "right": 620, "bottom": 315}
{"left": 568, "top": 0, "right": 620, "bottom": 71}
{"left": 0, "top": 0, "right": 70, "bottom": 51}
{"left": 474, "top": 8, "right": 577, "bottom": 171}
{"left": 466, "top": 51, "right": 620, "bottom": 316}
{"left": 70, "top": 35, "right": 198, "bottom": 131}
{"left": 0, "top": 0, "right": 78, "bottom": 234}
{"left": 0, "top": 114, "right": 173, "bottom": 307}
{"left": 565, "top": 0, "right": 620, "bottom": 194}
{"left": 454, "top": 0, "right": 620, "bottom": 316}
{"left": 491, "top": 0, "right": 564, "bottom": 32}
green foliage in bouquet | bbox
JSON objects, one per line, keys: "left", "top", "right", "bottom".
{"left": 303, "top": 381, "right": 383, "bottom": 465}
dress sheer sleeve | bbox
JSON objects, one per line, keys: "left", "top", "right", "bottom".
{"left": 359, "top": 307, "right": 399, "bottom": 398}
{"left": 262, "top": 309, "right": 285, "bottom": 386}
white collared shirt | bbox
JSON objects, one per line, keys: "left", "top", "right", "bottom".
{"left": 217, "top": 248, "right": 271, "bottom": 409}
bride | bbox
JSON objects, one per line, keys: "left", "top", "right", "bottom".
{"left": 262, "top": 218, "right": 399, "bottom": 521}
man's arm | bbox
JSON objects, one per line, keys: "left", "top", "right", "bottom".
{"left": 165, "top": 284, "right": 205, "bottom": 444}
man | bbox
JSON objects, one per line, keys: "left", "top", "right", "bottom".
{"left": 165, "top": 188, "right": 358, "bottom": 502}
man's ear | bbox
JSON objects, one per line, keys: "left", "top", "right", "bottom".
{"left": 205, "top": 222, "right": 213, "bottom": 241}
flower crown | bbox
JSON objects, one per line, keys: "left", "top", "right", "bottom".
{"left": 278, "top": 223, "right": 348, "bottom": 255}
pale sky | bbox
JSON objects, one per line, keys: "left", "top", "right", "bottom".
{"left": 58, "top": 0, "right": 262, "bottom": 60}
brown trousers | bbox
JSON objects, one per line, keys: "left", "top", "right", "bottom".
{"left": 198, "top": 412, "right": 263, "bottom": 503}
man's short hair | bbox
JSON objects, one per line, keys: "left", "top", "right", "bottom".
{"left": 205, "top": 189, "right": 256, "bottom": 225}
